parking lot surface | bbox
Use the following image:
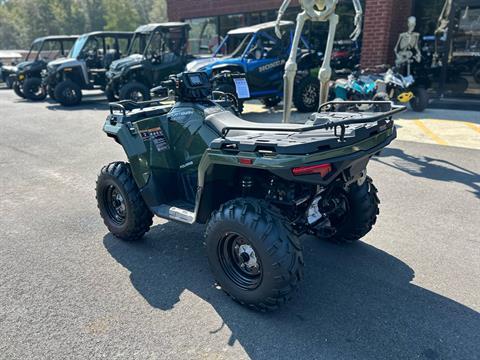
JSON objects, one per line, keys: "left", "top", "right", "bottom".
{"left": 0, "top": 89, "right": 479, "bottom": 359}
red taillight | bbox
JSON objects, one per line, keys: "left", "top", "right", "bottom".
{"left": 292, "top": 163, "right": 332, "bottom": 177}
{"left": 239, "top": 158, "right": 253, "bottom": 165}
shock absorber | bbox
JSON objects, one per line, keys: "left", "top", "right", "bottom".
{"left": 241, "top": 176, "right": 254, "bottom": 196}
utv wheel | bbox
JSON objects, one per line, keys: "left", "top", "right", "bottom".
{"left": 293, "top": 76, "right": 319, "bottom": 113}
{"left": 5, "top": 76, "right": 14, "bottom": 89}
{"left": 474, "top": 68, "right": 480, "bottom": 84}
{"left": 105, "top": 85, "right": 118, "bottom": 102}
{"left": 119, "top": 81, "right": 151, "bottom": 102}
{"left": 96, "top": 162, "right": 153, "bottom": 241}
{"left": 205, "top": 198, "right": 304, "bottom": 311}
{"left": 321, "top": 177, "right": 380, "bottom": 244}
{"left": 23, "top": 77, "right": 47, "bottom": 101}
{"left": 261, "top": 96, "right": 281, "bottom": 108}
{"left": 410, "top": 87, "right": 428, "bottom": 112}
{"left": 54, "top": 80, "right": 82, "bottom": 106}
{"left": 47, "top": 85, "right": 56, "bottom": 100}
{"left": 13, "top": 81, "right": 25, "bottom": 98}
{"left": 214, "top": 83, "right": 244, "bottom": 113}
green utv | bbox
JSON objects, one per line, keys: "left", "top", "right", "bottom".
{"left": 11, "top": 35, "right": 78, "bottom": 101}
{"left": 96, "top": 71, "right": 404, "bottom": 311}
{"left": 44, "top": 31, "right": 133, "bottom": 106}
{"left": 105, "top": 23, "right": 191, "bottom": 102}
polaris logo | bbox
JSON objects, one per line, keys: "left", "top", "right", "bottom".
{"left": 258, "top": 60, "right": 285, "bottom": 73}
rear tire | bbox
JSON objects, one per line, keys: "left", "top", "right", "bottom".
{"left": 293, "top": 76, "right": 319, "bottom": 113}
{"left": 13, "top": 81, "right": 25, "bottom": 98}
{"left": 96, "top": 162, "right": 153, "bottom": 241}
{"left": 119, "top": 81, "right": 151, "bottom": 102}
{"left": 23, "top": 77, "right": 47, "bottom": 101}
{"left": 47, "top": 85, "right": 56, "bottom": 100}
{"left": 205, "top": 198, "right": 304, "bottom": 311}
{"left": 5, "top": 76, "right": 14, "bottom": 89}
{"left": 54, "top": 80, "right": 82, "bottom": 106}
{"left": 410, "top": 86, "right": 428, "bottom": 112}
{"left": 322, "top": 177, "right": 380, "bottom": 244}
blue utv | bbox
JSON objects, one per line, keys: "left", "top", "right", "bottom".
{"left": 186, "top": 21, "right": 321, "bottom": 112}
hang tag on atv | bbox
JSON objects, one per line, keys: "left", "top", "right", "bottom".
{"left": 233, "top": 78, "right": 251, "bottom": 99}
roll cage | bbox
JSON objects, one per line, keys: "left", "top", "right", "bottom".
{"left": 127, "top": 23, "right": 190, "bottom": 59}
{"left": 25, "top": 36, "right": 78, "bottom": 62}
{"left": 212, "top": 22, "right": 311, "bottom": 60}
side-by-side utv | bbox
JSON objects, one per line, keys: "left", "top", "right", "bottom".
{"left": 10, "top": 35, "right": 78, "bottom": 101}
{"left": 44, "top": 31, "right": 133, "bottom": 106}
{"left": 105, "top": 23, "right": 192, "bottom": 102}
{"left": 96, "top": 71, "right": 404, "bottom": 311}
{"left": 186, "top": 21, "right": 321, "bottom": 113}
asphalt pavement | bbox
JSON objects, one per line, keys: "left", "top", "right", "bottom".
{"left": 0, "top": 89, "right": 479, "bottom": 360}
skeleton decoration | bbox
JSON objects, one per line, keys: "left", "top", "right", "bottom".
{"left": 394, "top": 16, "right": 421, "bottom": 76}
{"left": 275, "top": 0, "right": 363, "bottom": 123}
{"left": 436, "top": 0, "right": 453, "bottom": 36}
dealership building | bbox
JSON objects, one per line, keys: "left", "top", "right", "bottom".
{"left": 167, "top": 0, "right": 441, "bottom": 67}
{"left": 167, "top": 0, "right": 480, "bottom": 100}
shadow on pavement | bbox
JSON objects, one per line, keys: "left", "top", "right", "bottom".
{"left": 104, "top": 222, "right": 480, "bottom": 359}
{"left": 376, "top": 147, "right": 480, "bottom": 199}
{"left": 45, "top": 97, "right": 110, "bottom": 111}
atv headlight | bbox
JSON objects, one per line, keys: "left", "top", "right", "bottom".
{"left": 18, "top": 73, "right": 25, "bottom": 80}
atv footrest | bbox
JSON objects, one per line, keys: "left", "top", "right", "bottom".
{"left": 153, "top": 204, "right": 196, "bottom": 224}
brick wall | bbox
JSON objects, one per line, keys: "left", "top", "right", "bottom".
{"left": 360, "top": 0, "right": 413, "bottom": 68}
{"left": 167, "top": 0, "right": 299, "bottom": 21}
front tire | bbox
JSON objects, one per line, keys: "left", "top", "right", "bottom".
{"left": 119, "top": 81, "right": 151, "bottom": 102}
{"left": 54, "top": 80, "right": 82, "bottom": 106}
{"left": 23, "top": 77, "right": 47, "bottom": 101}
{"left": 96, "top": 162, "right": 153, "bottom": 241}
{"left": 13, "top": 81, "right": 25, "bottom": 98}
{"left": 293, "top": 76, "right": 320, "bottom": 113}
{"left": 205, "top": 198, "right": 304, "bottom": 311}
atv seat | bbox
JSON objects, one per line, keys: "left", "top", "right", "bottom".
{"left": 205, "top": 111, "right": 306, "bottom": 136}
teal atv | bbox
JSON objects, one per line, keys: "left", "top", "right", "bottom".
{"left": 96, "top": 71, "right": 404, "bottom": 311}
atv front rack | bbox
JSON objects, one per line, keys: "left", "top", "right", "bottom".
{"left": 220, "top": 101, "right": 405, "bottom": 139}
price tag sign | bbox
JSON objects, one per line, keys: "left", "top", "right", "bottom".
{"left": 233, "top": 78, "right": 251, "bottom": 99}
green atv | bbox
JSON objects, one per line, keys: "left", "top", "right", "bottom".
{"left": 96, "top": 71, "right": 404, "bottom": 311}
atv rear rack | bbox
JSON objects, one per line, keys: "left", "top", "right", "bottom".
{"left": 220, "top": 101, "right": 405, "bottom": 140}
{"left": 109, "top": 98, "right": 171, "bottom": 116}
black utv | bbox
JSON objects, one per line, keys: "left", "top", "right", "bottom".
{"left": 105, "top": 23, "right": 192, "bottom": 102}
{"left": 9, "top": 35, "right": 78, "bottom": 101}
{"left": 44, "top": 31, "right": 133, "bottom": 106}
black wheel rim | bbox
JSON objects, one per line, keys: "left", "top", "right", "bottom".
{"left": 29, "top": 84, "right": 44, "bottom": 97}
{"left": 104, "top": 185, "right": 126, "bottom": 226}
{"left": 217, "top": 232, "right": 262, "bottom": 290}
{"left": 129, "top": 90, "right": 144, "bottom": 102}
{"left": 302, "top": 84, "right": 318, "bottom": 107}
{"left": 63, "top": 87, "right": 77, "bottom": 101}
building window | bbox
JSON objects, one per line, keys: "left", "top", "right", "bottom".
{"left": 186, "top": 17, "right": 219, "bottom": 54}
